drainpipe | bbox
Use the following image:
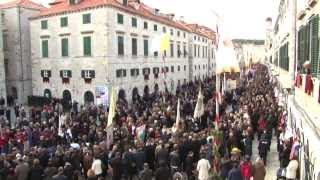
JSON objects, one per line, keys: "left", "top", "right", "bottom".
{"left": 18, "top": 6, "right": 24, "bottom": 105}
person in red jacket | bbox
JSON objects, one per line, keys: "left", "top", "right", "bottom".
{"left": 305, "top": 68, "right": 313, "bottom": 95}
{"left": 240, "top": 155, "right": 253, "bottom": 180}
{"left": 257, "top": 115, "right": 267, "bottom": 140}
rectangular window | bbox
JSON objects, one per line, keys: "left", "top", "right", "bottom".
{"left": 184, "top": 65, "right": 186, "bottom": 71}
{"left": 170, "top": 43, "right": 174, "bottom": 57}
{"left": 154, "top": 24, "right": 158, "bottom": 31}
{"left": 171, "top": 66, "right": 174, "bottom": 72}
{"left": 183, "top": 32, "right": 186, "bottom": 38}
{"left": 82, "top": 13, "right": 91, "bottom": 24}
{"left": 41, "top": 20, "right": 48, "bottom": 29}
{"left": 60, "top": 17, "right": 68, "bottom": 27}
{"left": 61, "top": 38, "right": 69, "bottom": 57}
{"left": 118, "top": 36, "right": 124, "bottom": 56}
{"left": 202, "top": 46, "right": 205, "bottom": 58}
{"left": 83, "top": 36, "right": 91, "bottom": 56}
{"left": 183, "top": 45, "right": 187, "bottom": 58}
{"left": 154, "top": 51, "right": 158, "bottom": 57}
{"left": 131, "top": 17, "right": 137, "bottom": 27}
{"left": 194, "top": 45, "right": 196, "bottom": 57}
{"left": 170, "top": 29, "right": 174, "bottom": 35}
{"left": 177, "top": 44, "right": 181, "bottom": 58}
{"left": 144, "top": 39, "right": 148, "bottom": 56}
{"left": 143, "top": 21, "right": 148, "bottom": 29}
{"left": 178, "top": 66, "right": 180, "bottom": 71}
{"left": 198, "top": 45, "right": 200, "bottom": 57}
{"left": 177, "top": 31, "right": 180, "bottom": 37}
{"left": 132, "top": 38, "right": 137, "bottom": 56}
{"left": 42, "top": 40, "right": 49, "bottom": 58}
{"left": 117, "top": 13, "right": 124, "bottom": 24}
{"left": 163, "top": 27, "right": 166, "bottom": 33}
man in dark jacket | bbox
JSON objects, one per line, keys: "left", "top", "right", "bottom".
{"left": 169, "top": 144, "right": 180, "bottom": 171}
{"left": 228, "top": 163, "right": 243, "bottom": 180}
{"left": 155, "top": 161, "right": 171, "bottom": 180}
{"left": 110, "top": 152, "right": 123, "bottom": 180}
{"left": 139, "top": 163, "right": 152, "bottom": 180}
{"left": 52, "top": 167, "right": 67, "bottom": 180}
{"left": 133, "top": 147, "right": 146, "bottom": 172}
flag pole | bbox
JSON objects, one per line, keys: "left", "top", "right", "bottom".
{"left": 215, "top": 72, "right": 220, "bottom": 130}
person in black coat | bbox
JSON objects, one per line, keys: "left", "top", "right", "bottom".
{"left": 139, "top": 163, "right": 152, "bottom": 180}
{"left": 110, "top": 152, "right": 122, "bottom": 180}
{"left": 242, "top": 132, "right": 253, "bottom": 158}
{"left": 155, "top": 161, "right": 171, "bottom": 180}
{"left": 144, "top": 142, "right": 155, "bottom": 170}
{"left": 28, "top": 159, "right": 44, "bottom": 180}
{"left": 228, "top": 163, "right": 243, "bottom": 180}
{"left": 133, "top": 148, "right": 146, "bottom": 172}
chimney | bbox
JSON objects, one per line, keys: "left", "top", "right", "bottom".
{"left": 123, "top": 0, "right": 128, "bottom": 6}
{"left": 154, "top": 8, "right": 160, "bottom": 15}
{"left": 179, "top": 16, "right": 185, "bottom": 22}
{"left": 169, "top": 13, "right": 175, "bottom": 20}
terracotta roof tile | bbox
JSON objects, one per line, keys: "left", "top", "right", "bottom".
{"left": 29, "top": 0, "right": 216, "bottom": 40}
{"left": 0, "top": 0, "right": 45, "bottom": 10}
{"left": 30, "top": 0, "right": 189, "bottom": 31}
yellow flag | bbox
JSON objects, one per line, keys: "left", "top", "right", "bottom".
{"left": 160, "top": 33, "right": 170, "bottom": 53}
{"left": 107, "top": 87, "right": 117, "bottom": 127}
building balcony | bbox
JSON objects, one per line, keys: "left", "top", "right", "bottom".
{"left": 294, "top": 74, "right": 320, "bottom": 132}
{"left": 308, "top": 0, "right": 318, "bottom": 7}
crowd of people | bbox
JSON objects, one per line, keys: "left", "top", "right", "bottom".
{"left": 0, "top": 64, "right": 300, "bottom": 180}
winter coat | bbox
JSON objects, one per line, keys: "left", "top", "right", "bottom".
{"left": 252, "top": 161, "right": 266, "bottom": 180}
{"left": 240, "top": 162, "right": 252, "bottom": 179}
{"left": 285, "top": 159, "right": 299, "bottom": 179}
{"left": 139, "top": 168, "right": 152, "bottom": 180}
{"left": 28, "top": 165, "right": 43, "bottom": 180}
{"left": 228, "top": 167, "right": 243, "bottom": 180}
{"left": 155, "top": 166, "right": 171, "bottom": 180}
{"left": 197, "top": 158, "right": 211, "bottom": 180}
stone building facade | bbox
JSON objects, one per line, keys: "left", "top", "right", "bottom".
{"left": 0, "top": 9, "right": 7, "bottom": 102}
{"left": 0, "top": 0, "right": 44, "bottom": 104}
{"left": 30, "top": 0, "right": 216, "bottom": 104}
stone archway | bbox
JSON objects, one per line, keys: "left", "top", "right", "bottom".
{"left": 144, "top": 85, "right": 149, "bottom": 95}
{"left": 62, "top": 90, "right": 72, "bottom": 102}
{"left": 11, "top": 87, "right": 18, "bottom": 99}
{"left": 154, "top": 83, "right": 159, "bottom": 93}
{"left": 118, "top": 89, "right": 126, "bottom": 100}
{"left": 44, "top": 89, "right": 52, "bottom": 99}
{"left": 84, "top": 91, "right": 94, "bottom": 105}
{"left": 132, "top": 87, "right": 139, "bottom": 103}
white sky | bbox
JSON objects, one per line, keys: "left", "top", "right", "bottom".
{"left": 3, "top": 0, "right": 279, "bottom": 39}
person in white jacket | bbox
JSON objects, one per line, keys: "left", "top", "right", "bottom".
{"left": 197, "top": 154, "right": 211, "bottom": 180}
{"left": 91, "top": 156, "right": 103, "bottom": 176}
{"left": 285, "top": 156, "right": 299, "bottom": 180}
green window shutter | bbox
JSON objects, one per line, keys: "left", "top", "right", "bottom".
{"left": 42, "top": 40, "right": 48, "bottom": 58}
{"left": 117, "top": 14, "right": 124, "bottom": 24}
{"left": 131, "top": 17, "right": 137, "bottom": 27}
{"left": 60, "top": 17, "right": 68, "bottom": 27}
{"left": 83, "top": 14, "right": 91, "bottom": 24}
{"left": 83, "top": 36, "right": 91, "bottom": 56}
{"left": 132, "top": 38, "right": 137, "bottom": 56}
{"left": 143, "top": 39, "right": 148, "bottom": 56}
{"left": 41, "top": 20, "right": 48, "bottom": 29}
{"left": 305, "top": 23, "right": 311, "bottom": 64}
{"left": 310, "top": 15, "right": 319, "bottom": 77}
{"left": 61, "top": 38, "right": 69, "bottom": 57}
{"left": 118, "top": 36, "right": 124, "bottom": 55}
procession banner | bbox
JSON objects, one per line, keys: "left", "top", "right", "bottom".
{"left": 95, "top": 85, "right": 109, "bottom": 110}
